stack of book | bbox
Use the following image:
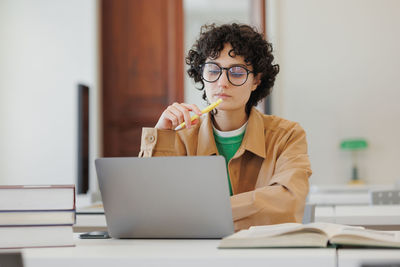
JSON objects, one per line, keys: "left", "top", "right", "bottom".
{"left": 0, "top": 185, "right": 76, "bottom": 249}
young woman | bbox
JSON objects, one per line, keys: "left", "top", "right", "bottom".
{"left": 139, "top": 23, "right": 312, "bottom": 231}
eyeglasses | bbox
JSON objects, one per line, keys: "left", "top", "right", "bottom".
{"left": 201, "top": 62, "right": 254, "bottom": 86}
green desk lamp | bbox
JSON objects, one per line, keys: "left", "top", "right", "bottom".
{"left": 340, "top": 138, "right": 368, "bottom": 184}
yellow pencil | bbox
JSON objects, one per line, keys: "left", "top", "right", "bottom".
{"left": 175, "top": 99, "right": 223, "bottom": 130}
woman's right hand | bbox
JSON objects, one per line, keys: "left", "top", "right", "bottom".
{"left": 155, "top": 102, "right": 202, "bottom": 130}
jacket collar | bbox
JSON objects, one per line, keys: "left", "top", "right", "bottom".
{"left": 197, "top": 113, "right": 219, "bottom": 156}
{"left": 197, "top": 107, "right": 266, "bottom": 158}
{"left": 241, "top": 107, "right": 267, "bottom": 159}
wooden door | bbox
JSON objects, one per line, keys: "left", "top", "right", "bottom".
{"left": 102, "top": 0, "right": 183, "bottom": 157}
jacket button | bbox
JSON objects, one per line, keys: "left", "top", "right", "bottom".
{"left": 147, "top": 135, "right": 155, "bottom": 143}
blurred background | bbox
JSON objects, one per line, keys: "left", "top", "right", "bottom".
{"left": 1, "top": 0, "right": 399, "bottom": 195}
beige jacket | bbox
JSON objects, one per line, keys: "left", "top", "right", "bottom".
{"left": 139, "top": 107, "right": 312, "bottom": 231}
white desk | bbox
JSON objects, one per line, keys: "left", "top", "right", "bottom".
{"left": 310, "top": 184, "right": 400, "bottom": 230}
{"left": 308, "top": 184, "right": 395, "bottom": 205}
{"left": 22, "top": 235, "right": 336, "bottom": 267}
{"left": 309, "top": 191, "right": 371, "bottom": 205}
{"left": 315, "top": 205, "right": 400, "bottom": 230}
{"left": 75, "top": 204, "right": 400, "bottom": 231}
{"left": 338, "top": 249, "right": 400, "bottom": 267}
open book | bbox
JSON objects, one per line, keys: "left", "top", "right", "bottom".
{"left": 219, "top": 222, "right": 400, "bottom": 248}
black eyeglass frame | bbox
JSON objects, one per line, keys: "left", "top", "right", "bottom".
{"left": 200, "top": 62, "right": 255, "bottom": 86}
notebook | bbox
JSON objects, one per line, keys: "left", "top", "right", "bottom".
{"left": 95, "top": 156, "right": 234, "bottom": 238}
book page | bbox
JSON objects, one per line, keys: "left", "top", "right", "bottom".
{"left": 221, "top": 223, "right": 330, "bottom": 248}
{"left": 222, "top": 222, "right": 400, "bottom": 248}
{"left": 248, "top": 222, "right": 363, "bottom": 239}
{"left": 333, "top": 227, "right": 400, "bottom": 243}
{"left": 302, "top": 222, "right": 365, "bottom": 239}
{"left": 243, "top": 223, "right": 304, "bottom": 238}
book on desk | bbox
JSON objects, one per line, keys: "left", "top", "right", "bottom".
{"left": 219, "top": 222, "right": 400, "bottom": 249}
{"left": 0, "top": 185, "right": 75, "bottom": 249}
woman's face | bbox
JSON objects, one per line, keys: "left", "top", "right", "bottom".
{"left": 204, "top": 43, "right": 259, "bottom": 113}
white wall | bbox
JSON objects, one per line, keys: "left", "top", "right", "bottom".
{"left": 0, "top": 0, "right": 100, "bottom": 187}
{"left": 3, "top": 0, "right": 399, "bottom": 188}
{"left": 267, "top": 0, "right": 400, "bottom": 185}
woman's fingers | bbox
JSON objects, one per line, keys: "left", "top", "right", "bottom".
{"left": 164, "top": 110, "right": 179, "bottom": 127}
{"left": 181, "top": 103, "right": 202, "bottom": 116}
{"left": 172, "top": 103, "right": 193, "bottom": 129}
{"left": 191, "top": 118, "right": 199, "bottom": 125}
{"left": 168, "top": 105, "right": 185, "bottom": 125}
{"left": 179, "top": 103, "right": 203, "bottom": 128}
{"left": 155, "top": 102, "right": 203, "bottom": 130}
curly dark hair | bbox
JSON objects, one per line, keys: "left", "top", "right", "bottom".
{"left": 186, "top": 23, "right": 279, "bottom": 114}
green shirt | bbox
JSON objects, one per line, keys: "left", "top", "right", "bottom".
{"left": 213, "top": 131, "right": 245, "bottom": 196}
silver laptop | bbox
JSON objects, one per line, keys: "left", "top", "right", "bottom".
{"left": 95, "top": 156, "right": 234, "bottom": 238}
